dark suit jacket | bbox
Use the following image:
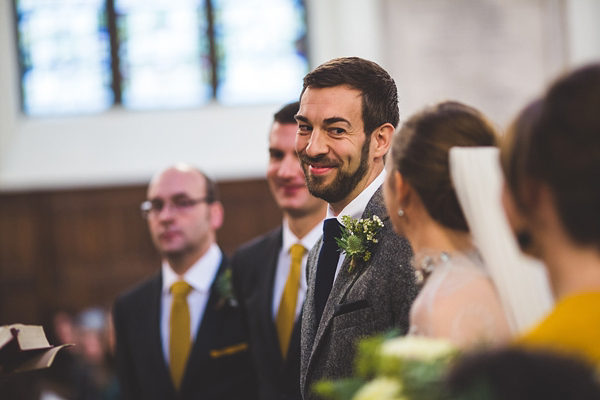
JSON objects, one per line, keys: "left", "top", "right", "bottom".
{"left": 231, "top": 227, "right": 303, "bottom": 400}
{"left": 300, "top": 187, "right": 418, "bottom": 399}
{"left": 113, "top": 255, "right": 258, "bottom": 400}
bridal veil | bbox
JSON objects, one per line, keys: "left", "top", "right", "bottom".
{"left": 449, "top": 147, "right": 553, "bottom": 334}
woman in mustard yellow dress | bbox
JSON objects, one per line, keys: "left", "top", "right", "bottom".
{"left": 500, "top": 64, "right": 600, "bottom": 364}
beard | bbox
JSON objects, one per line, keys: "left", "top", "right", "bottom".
{"left": 300, "top": 135, "right": 371, "bottom": 204}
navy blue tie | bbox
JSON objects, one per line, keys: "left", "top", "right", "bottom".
{"left": 314, "top": 218, "right": 343, "bottom": 325}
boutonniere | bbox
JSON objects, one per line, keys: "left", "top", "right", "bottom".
{"left": 215, "top": 268, "right": 238, "bottom": 309}
{"left": 336, "top": 214, "right": 384, "bottom": 273}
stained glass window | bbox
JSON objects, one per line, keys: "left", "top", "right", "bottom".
{"left": 115, "top": 0, "right": 212, "bottom": 109}
{"left": 214, "top": 0, "right": 308, "bottom": 105}
{"left": 14, "top": 0, "right": 308, "bottom": 116}
{"left": 15, "top": 0, "right": 112, "bottom": 115}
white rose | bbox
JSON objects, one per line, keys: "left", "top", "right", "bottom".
{"left": 380, "top": 336, "right": 456, "bottom": 361}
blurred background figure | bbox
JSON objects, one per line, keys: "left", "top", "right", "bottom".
{"left": 74, "top": 308, "right": 119, "bottom": 400}
{"left": 113, "top": 164, "right": 257, "bottom": 400}
{"left": 38, "top": 310, "right": 80, "bottom": 400}
{"left": 383, "top": 101, "right": 511, "bottom": 348}
{"left": 52, "top": 312, "right": 77, "bottom": 350}
{"left": 231, "top": 102, "right": 326, "bottom": 400}
{"left": 38, "top": 308, "right": 118, "bottom": 400}
{"left": 501, "top": 63, "right": 600, "bottom": 364}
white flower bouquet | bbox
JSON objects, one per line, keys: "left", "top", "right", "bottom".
{"left": 313, "top": 333, "right": 460, "bottom": 400}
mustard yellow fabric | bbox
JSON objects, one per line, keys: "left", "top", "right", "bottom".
{"left": 170, "top": 281, "right": 193, "bottom": 390}
{"left": 516, "top": 291, "right": 600, "bottom": 364}
{"left": 276, "top": 243, "right": 306, "bottom": 359}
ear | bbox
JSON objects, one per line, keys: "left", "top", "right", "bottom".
{"left": 501, "top": 182, "right": 522, "bottom": 234}
{"left": 209, "top": 201, "right": 224, "bottom": 231}
{"left": 371, "top": 123, "right": 395, "bottom": 160}
{"left": 501, "top": 182, "right": 539, "bottom": 256}
{"left": 502, "top": 178, "right": 543, "bottom": 227}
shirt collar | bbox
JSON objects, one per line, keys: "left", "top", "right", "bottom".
{"left": 162, "top": 243, "right": 222, "bottom": 294}
{"left": 282, "top": 217, "right": 324, "bottom": 253}
{"left": 326, "top": 169, "right": 386, "bottom": 222}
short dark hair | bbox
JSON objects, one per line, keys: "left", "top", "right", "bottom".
{"left": 274, "top": 101, "right": 300, "bottom": 124}
{"left": 500, "top": 99, "right": 543, "bottom": 211}
{"left": 390, "top": 101, "right": 498, "bottom": 231}
{"left": 446, "top": 348, "right": 600, "bottom": 400}
{"left": 501, "top": 63, "right": 600, "bottom": 249}
{"left": 300, "top": 57, "right": 399, "bottom": 135}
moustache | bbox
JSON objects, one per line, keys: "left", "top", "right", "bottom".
{"left": 298, "top": 154, "right": 340, "bottom": 168}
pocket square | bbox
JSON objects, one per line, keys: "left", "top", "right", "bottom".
{"left": 333, "top": 299, "right": 370, "bottom": 317}
{"left": 209, "top": 342, "right": 249, "bottom": 358}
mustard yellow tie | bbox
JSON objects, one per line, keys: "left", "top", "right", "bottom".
{"left": 170, "top": 280, "right": 193, "bottom": 390}
{"left": 276, "top": 243, "right": 305, "bottom": 359}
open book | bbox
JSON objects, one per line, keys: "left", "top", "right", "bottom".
{"left": 0, "top": 324, "right": 71, "bottom": 378}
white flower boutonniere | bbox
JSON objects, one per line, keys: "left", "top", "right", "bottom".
{"left": 336, "top": 214, "right": 384, "bottom": 273}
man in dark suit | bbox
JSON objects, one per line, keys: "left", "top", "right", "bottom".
{"left": 295, "top": 57, "right": 419, "bottom": 399}
{"left": 231, "top": 102, "right": 327, "bottom": 400}
{"left": 113, "top": 164, "right": 257, "bottom": 400}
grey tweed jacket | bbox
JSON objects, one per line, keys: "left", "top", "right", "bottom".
{"left": 300, "top": 186, "right": 418, "bottom": 399}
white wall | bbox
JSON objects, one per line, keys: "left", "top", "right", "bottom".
{"left": 566, "top": 0, "right": 600, "bottom": 65}
{"left": 1, "top": 0, "right": 599, "bottom": 192}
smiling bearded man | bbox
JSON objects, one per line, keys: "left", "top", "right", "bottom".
{"left": 294, "top": 57, "right": 418, "bottom": 400}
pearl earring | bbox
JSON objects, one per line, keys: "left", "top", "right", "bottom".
{"left": 397, "top": 209, "right": 405, "bottom": 217}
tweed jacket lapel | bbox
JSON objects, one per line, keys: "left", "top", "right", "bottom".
{"left": 306, "top": 254, "right": 356, "bottom": 369}
{"left": 304, "top": 187, "right": 389, "bottom": 387}
{"left": 302, "top": 237, "right": 322, "bottom": 370}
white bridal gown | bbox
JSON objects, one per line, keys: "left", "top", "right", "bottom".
{"left": 409, "top": 251, "right": 512, "bottom": 348}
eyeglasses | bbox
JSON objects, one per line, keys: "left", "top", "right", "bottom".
{"left": 140, "top": 197, "right": 209, "bottom": 219}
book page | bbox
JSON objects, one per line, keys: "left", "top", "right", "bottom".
{"left": 0, "top": 324, "right": 50, "bottom": 350}
{"left": 10, "top": 344, "right": 72, "bottom": 374}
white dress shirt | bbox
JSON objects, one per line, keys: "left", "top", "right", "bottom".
{"left": 326, "top": 169, "right": 387, "bottom": 281}
{"left": 160, "top": 243, "right": 222, "bottom": 364}
{"left": 272, "top": 218, "right": 324, "bottom": 320}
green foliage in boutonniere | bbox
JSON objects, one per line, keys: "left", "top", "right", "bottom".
{"left": 336, "top": 214, "right": 384, "bottom": 273}
{"left": 215, "top": 268, "right": 238, "bottom": 309}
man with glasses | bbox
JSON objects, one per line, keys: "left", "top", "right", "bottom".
{"left": 113, "top": 163, "right": 257, "bottom": 400}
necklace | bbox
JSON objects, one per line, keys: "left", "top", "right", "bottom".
{"left": 412, "top": 250, "right": 451, "bottom": 286}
